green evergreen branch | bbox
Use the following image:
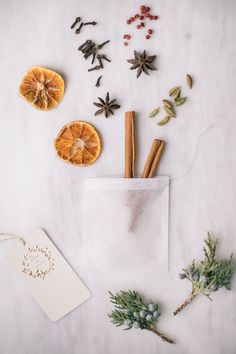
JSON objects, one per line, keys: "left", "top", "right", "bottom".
{"left": 108, "top": 290, "right": 175, "bottom": 344}
{"left": 174, "top": 232, "right": 236, "bottom": 316}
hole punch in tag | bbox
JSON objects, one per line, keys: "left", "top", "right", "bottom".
{"left": 5, "top": 229, "right": 90, "bottom": 321}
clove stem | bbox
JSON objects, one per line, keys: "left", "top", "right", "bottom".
{"left": 78, "top": 40, "right": 91, "bottom": 51}
{"left": 101, "top": 54, "right": 111, "bottom": 62}
{"left": 97, "top": 55, "right": 103, "bottom": 69}
{"left": 75, "top": 22, "right": 84, "bottom": 34}
{"left": 97, "top": 40, "right": 110, "bottom": 49}
{"left": 84, "top": 21, "right": 97, "bottom": 26}
{"left": 95, "top": 75, "right": 102, "bottom": 87}
{"left": 91, "top": 51, "right": 96, "bottom": 64}
{"left": 88, "top": 65, "right": 101, "bottom": 72}
{"left": 71, "top": 17, "right": 81, "bottom": 29}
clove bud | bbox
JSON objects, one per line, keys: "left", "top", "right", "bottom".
{"left": 75, "top": 22, "right": 84, "bottom": 34}
{"left": 71, "top": 17, "right": 81, "bottom": 29}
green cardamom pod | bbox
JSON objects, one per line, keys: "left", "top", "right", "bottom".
{"left": 175, "top": 97, "right": 187, "bottom": 106}
{"left": 149, "top": 107, "right": 160, "bottom": 118}
{"left": 157, "top": 116, "right": 171, "bottom": 126}
{"left": 162, "top": 99, "right": 172, "bottom": 109}
{"left": 168, "top": 86, "right": 181, "bottom": 98}
{"left": 164, "top": 105, "right": 176, "bottom": 118}
{"left": 186, "top": 74, "right": 193, "bottom": 89}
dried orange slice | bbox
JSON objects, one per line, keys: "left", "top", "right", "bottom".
{"left": 54, "top": 121, "right": 101, "bottom": 166}
{"left": 18, "top": 66, "right": 64, "bottom": 111}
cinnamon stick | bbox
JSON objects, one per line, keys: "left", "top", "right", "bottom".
{"left": 124, "top": 111, "right": 135, "bottom": 178}
{"left": 141, "top": 139, "right": 165, "bottom": 178}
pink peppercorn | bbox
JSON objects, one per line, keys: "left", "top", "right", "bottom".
{"left": 124, "top": 42, "right": 128, "bottom": 46}
{"left": 148, "top": 29, "right": 153, "bottom": 34}
{"left": 153, "top": 15, "right": 159, "bottom": 20}
{"left": 145, "top": 34, "right": 150, "bottom": 39}
{"left": 139, "top": 15, "right": 144, "bottom": 20}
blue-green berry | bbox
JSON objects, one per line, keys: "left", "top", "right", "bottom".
{"left": 133, "top": 321, "right": 140, "bottom": 329}
{"left": 139, "top": 310, "right": 146, "bottom": 318}
{"left": 146, "top": 314, "right": 153, "bottom": 321}
{"left": 124, "top": 309, "right": 132, "bottom": 315}
{"left": 192, "top": 272, "right": 200, "bottom": 281}
{"left": 124, "top": 319, "right": 132, "bottom": 326}
{"left": 148, "top": 303, "right": 156, "bottom": 312}
{"left": 153, "top": 310, "right": 161, "bottom": 318}
{"left": 133, "top": 312, "right": 139, "bottom": 319}
{"left": 200, "top": 275, "right": 208, "bottom": 283}
{"left": 210, "top": 284, "right": 219, "bottom": 292}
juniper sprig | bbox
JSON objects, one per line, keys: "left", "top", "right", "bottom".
{"left": 108, "top": 290, "right": 175, "bottom": 344}
{"left": 174, "top": 232, "right": 236, "bottom": 316}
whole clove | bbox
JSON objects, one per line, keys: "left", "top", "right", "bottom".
{"left": 84, "top": 21, "right": 97, "bottom": 26}
{"left": 81, "top": 43, "right": 95, "bottom": 54}
{"left": 71, "top": 17, "right": 81, "bottom": 29}
{"left": 75, "top": 22, "right": 84, "bottom": 34}
{"left": 95, "top": 75, "right": 102, "bottom": 87}
{"left": 78, "top": 39, "right": 111, "bottom": 72}
{"left": 88, "top": 65, "right": 101, "bottom": 72}
{"left": 78, "top": 40, "right": 92, "bottom": 51}
{"left": 99, "top": 54, "right": 111, "bottom": 62}
{"left": 91, "top": 51, "right": 96, "bottom": 64}
{"left": 97, "top": 40, "right": 110, "bottom": 49}
{"left": 97, "top": 54, "right": 104, "bottom": 69}
{"left": 84, "top": 44, "right": 96, "bottom": 59}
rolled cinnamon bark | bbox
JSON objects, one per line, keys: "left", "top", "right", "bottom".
{"left": 141, "top": 139, "right": 165, "bottom": 178}
{"left": 124, "top": 111, "right": 135, "bottom": 178}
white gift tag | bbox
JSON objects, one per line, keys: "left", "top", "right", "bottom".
{"left": 5, "top": 229, "right": 90, "bottom": 321}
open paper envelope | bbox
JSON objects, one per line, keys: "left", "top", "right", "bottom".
{"left": 84, "top": 177, "right": 169, "bottom": 273}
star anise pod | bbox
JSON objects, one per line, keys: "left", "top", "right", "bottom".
{"left": 93, "top": 92, "right": 120, "bottom": 118}
{"left": 127, "top": 50, "right": 157, "bottom": 78}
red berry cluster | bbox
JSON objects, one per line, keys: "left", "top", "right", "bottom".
{"left": 123, "top": 5, "right": 158, "bottom": 45}
{"left": 123, "top": 34, "right": 131, "bottom": 46}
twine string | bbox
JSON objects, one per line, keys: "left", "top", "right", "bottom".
{"left": 0, "top": 233, "right": 26, "bottom": 246}
{"left": 170, "top": 124, "right": 216, "bottom": 181}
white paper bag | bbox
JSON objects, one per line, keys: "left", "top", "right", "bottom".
{"left": 84, "top": 177, "right": 169, "bottom": 273}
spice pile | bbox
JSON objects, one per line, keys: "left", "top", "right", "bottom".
{"left": 78, "top": 39, "right": 110, "bottom": 76}
{"left": 123, "top": 5, "right": 159, "bottom": 46}
{"left": 70, "top": 17, "right": 97, "bottom": 35}
{"left": 149, "top": 74, "right": 193, "bottom": 126}
{"left": 70, "top": 16, "right": 110, "bottom": 87}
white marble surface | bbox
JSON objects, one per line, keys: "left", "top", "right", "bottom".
{"left": 0, "top": 0, "right": 236, "bottom": 353}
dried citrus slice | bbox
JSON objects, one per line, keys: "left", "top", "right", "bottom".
{"left": 18, "top": 66, "right": 64, "bottom": 110}
{"left": 54, "top": 121, "right": 101, "bottom": 166}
